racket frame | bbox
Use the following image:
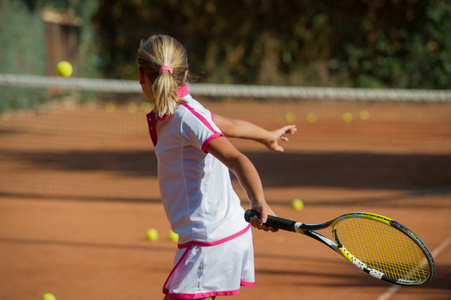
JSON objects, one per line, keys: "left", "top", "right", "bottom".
{"left": 245, "top": 210, "right": 435, "bottom": 286}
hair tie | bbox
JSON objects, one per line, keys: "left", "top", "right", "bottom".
{"left": 159, "top": 65, "right": 173, "bottom": 74}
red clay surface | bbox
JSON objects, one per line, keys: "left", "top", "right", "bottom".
{"left": 0, "top": 99, "right": 450, "bottom": 300}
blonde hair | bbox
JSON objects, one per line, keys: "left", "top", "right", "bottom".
{"left": 137, "top": 35, "right": 189, "bottom": 117}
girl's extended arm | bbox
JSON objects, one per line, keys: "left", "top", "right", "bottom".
{"left": 207, "top": 136, "right": 276, "bottom": 231}
{"left": 213, "top": 114, "right": 297, "bottom": 152}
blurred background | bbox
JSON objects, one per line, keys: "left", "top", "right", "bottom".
{"left": 0, "top": 1, "right": 450, "bottom": 299}
{"left": 2, "top": 0, "right": 451, "bottom": 87}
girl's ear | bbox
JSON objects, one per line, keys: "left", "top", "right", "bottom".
{"left": 138, "top": 68, "right": 146, "bottom": 85}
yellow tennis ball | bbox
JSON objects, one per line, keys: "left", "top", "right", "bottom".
{"left": 127, "top": 102, "right": 137, "bottom": 113}
{"left": 56, "top": 61, "right": 73, "bottom": 77}
{"left": 168, "top": 230, "right": 179, "bottom": 243}
{"left": 359, "top": 110, "right": 369, "bottom": 121}
{"left": 306, "top": 113, "right": 317, "bottom": 123}
{"left": 105, "top": 103, "right": 116, "bottom": 113}
{"left": 292, "top": 199, "right": 304, "bottom": 211}
{"left": 343, "top": 112, "right": 353, "bottom": 123}
{"left": 42, "top": 293, "right": 56, "bottom": 300}
{"left": 140, "top": 102, "right": 152, "bottom": 113}
{"left": 146, "top": 228, "right": 158, "bottom": 241}
{"left": 285, "top": 112, "right": 295, "bottom": 122}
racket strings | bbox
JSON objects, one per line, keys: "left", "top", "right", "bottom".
{"left": 335, "top": 218, "right": 431, "bottom": 283}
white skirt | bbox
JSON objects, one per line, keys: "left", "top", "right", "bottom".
{"left": 163, "top": 225, "right": 255, "bottom": 299}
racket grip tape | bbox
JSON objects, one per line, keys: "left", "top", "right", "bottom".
{"left": 244, "top": 209, "right": 297, "bottom": 232}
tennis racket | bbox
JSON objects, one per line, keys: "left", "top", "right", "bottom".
{"left": 245, "top": 209, "right": 435, "bottom": 286}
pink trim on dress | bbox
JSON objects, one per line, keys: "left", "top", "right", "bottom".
{"left": 162, "top": 246, "right": 192, "bottom": 295}
{"left": 181, "top": 103, "right": 216, "bottom": 132}
{"left": 148, "top": 86, "right": 220, "bottom": 148}
{"left": 176, "top": 84, "right": 189, "bottom": 98}
{"left": 181, "top": 103, "right": 224, "bottom": 153}
{"left": 167, "top": 289, "right": 241, "bottom": 299}
{"left": 241, "top": 280, "right": 255, "bottom": 287}
{"left": 146, "top": 111, "right": 170, "bottom": 146}
{"left": 178, "top": 224, "right": 251, "bottom": 249}
{"left": 202, "top": 132, "right": 224, "bottom": 153}
{"left": 163, "top": 225, "right": 255, "bottom": 299}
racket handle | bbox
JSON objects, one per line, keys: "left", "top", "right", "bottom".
{"left": 244, "top": 209, "right": 297, "bottom": 232}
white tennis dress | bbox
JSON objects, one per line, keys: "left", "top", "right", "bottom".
{"left": 146, "top": 85, "right": 255, "bottom": 299}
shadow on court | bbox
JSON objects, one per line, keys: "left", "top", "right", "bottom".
{"left": 2, "top": 149, "right": 450, "bottom": 191}
{"left": 256, "top": 263, "right": 451, "bottom": 290}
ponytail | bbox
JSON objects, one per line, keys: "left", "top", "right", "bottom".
{"left": 152, "top": 67, "right": 179, "bottom": 116}
{"left": 137, "top": 35, "right": 189, "bottom": 117}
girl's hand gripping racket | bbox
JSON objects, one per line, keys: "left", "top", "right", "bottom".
{"left": 245, "top": 209, "right": 435, "bottom": 286}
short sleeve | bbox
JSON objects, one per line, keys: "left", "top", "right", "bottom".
{"left": 180, "top": 103, "right": 224, "bottom": 153}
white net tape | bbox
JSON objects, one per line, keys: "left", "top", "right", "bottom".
{"left": 1, "top": 74, "right": 450, "bottom": 102}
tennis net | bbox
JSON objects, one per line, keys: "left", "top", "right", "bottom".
{"left": 0, "top": 74, "right": 450, "bottom": 208}
{"left": 1, "top": 73, "right": 451, "bottom": 103}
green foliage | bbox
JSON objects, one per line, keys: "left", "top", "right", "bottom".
{"left": 91, "top": 0, "right": 451, "bottom": 88}
{"left": 2, "top": 0, "right": 450, "bottom": 89}
{"left": 332, "top": 0, "right": 451, "bottom": 89}
{"left": 0, "top": 0, "right": 99, "bottom": 113}
{"left": 0, "top": 0, "right": 46, "bottom": 75}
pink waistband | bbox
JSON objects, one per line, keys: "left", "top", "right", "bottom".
{"left": 177, "top": 224, "right": 251, "bottom": 249}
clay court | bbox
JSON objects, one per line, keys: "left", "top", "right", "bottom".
{"left": 0, "top": 96, "right": 450, "bottom": 299}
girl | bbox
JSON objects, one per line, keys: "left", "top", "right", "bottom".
{"left": 137, "top": 35, "right": 296, "bottom": 300}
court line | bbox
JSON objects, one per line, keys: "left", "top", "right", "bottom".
{"left": 377, "top": 236, "right": 451, "bottom": 300}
